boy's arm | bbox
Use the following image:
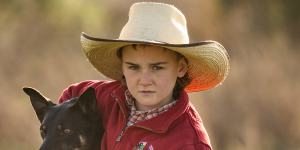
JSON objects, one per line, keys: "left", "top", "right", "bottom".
{"left": 180, "top": 143, "right": 212, "bottom": 150}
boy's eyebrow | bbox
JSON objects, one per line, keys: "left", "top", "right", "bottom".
{"left": 150, "top": 62, "right": 168, "bottom": 65}
{"left": 124, "top": 62, "right": 138, "bottom": 65}
{"left": 124, "top": 62, "right": 168, "bottom": 65}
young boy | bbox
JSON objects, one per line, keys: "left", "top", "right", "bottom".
{"left": 59, "top": 2, "right": 229, "bottom": 150}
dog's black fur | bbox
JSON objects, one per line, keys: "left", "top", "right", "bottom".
{"left": 23, "top": 87, "right": 104, "bottom": 150}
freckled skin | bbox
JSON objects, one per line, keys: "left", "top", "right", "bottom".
{"left": 122, "top": 45, "right": 187, "bottom": 111}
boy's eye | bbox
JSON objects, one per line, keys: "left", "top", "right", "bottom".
{"left": 152, "top": 65, "right": 163, "bottom": 70}
{"left": 128, "top": 65, "right": 139, "bottom": 70}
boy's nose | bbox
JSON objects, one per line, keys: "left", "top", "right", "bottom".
{"left": 138, "top": 71, "right": 152, "bottom": 87}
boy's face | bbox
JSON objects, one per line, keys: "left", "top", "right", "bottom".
{"left": 122, "top": 45, "right": 187, "bottom": 111}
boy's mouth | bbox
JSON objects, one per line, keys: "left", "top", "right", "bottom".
{"left": 139, "top": 91, "right": 155, "bottom": 94}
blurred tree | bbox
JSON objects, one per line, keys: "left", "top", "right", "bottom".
{"left": 1, "top": 0, "right": 299, "bottom": 150}
{"left": 218, "top": 0, "right": 299, "bottom": 43}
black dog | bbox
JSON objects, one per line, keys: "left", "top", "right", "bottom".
{"left": 23, "top": 87, "right": 104, "bottom": 150}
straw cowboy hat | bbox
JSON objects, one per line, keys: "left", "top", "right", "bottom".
{"left": 81, "top": 2, "right": 230, "bottom": 92}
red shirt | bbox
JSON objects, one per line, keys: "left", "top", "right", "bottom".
{"left": 59, "top": 80, "right": 212, "bottom": 150}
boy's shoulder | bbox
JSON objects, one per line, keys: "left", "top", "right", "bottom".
{"left": 59, "top": 80, "right": 122, "bottom": 103}
{"left": 184, "top": 104, "right": 212, "bottom": 148}
{"left": 70, "top": 79, "right": 118, "bottom": 87}
{"left": 68, "top": 80, "right": 121, "bottom": 92}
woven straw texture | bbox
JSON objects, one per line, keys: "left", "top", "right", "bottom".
{"left": 81, "top": 33, "right": 229, "bottom": 92}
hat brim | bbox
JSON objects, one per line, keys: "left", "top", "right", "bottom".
{"left": 81, "top": 32, "right": 230, "bottom": 92}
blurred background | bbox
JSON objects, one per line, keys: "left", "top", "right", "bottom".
{"left": 1, "top": 0, "right": 299, "bottom": 149}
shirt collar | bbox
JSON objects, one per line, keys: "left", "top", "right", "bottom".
{"left": 131, "top": 90, "right": 189, "bottom": 133}
{"left": 111, "top": 85, "right": 190, "bottom": 133}
{"left": 125, "top": 89, "right": 177, "bottom": 126}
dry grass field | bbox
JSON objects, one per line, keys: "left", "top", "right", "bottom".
{"left": 0, "top": 0, "right": 299, "bottom": 149}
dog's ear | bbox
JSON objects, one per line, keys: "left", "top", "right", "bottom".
{"left": 76, "top": 87, "right": 97, "bottom": 114}
{"left": 23, "top": 87, "right": 55, "bottom": 123}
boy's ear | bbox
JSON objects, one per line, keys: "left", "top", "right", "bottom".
{"left": 23, "top": 87, "right": 55, "bottom": 123}
{"left": 76, "top": 87, "right": 97, "bottom": 114}
{"left": 177, "top": 58, "right": 188, "bottom": 77}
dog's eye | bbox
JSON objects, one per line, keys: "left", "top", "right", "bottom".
{"left": 63, "top": 128, "right": 72, "bottom": 135}
{"left": 57, "top": 124, "right": 73, "bottom": 135}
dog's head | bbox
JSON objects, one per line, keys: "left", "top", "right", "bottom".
{"left": 23, "top": 87, "right": 103, "bottom": 150}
